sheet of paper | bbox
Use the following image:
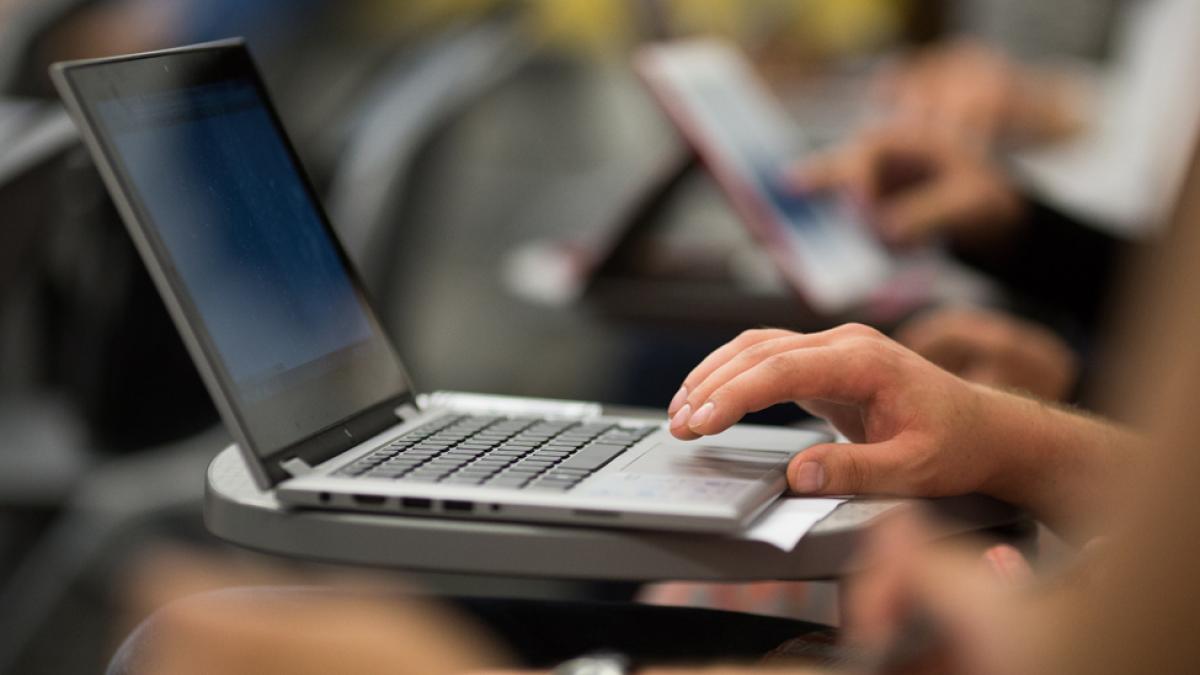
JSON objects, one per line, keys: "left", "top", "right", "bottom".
{"left": 738, "top": 497, "right": 846, "bottom": 552}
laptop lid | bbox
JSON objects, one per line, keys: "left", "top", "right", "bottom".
{"left": 51, "top": 40, "right": 415, "bottom": 489}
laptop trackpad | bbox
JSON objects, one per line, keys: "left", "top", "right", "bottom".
{"left": 620, "top": 441, "right": 788, "bottom": 480}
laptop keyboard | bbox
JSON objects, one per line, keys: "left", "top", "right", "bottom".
{"left": 337, "top": 415, "right": 657, "bottom": 491}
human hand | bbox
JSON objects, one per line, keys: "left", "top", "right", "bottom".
{"left": 128, "top": 552, "right": 511, "bottom": 675}
{"left": 875, "top": 38, "right": 1086, "bottom": 145}
{"left": 666, "top": 324, "right": 1005, "bottom": 497}
{"left": 639, "top": 580, "right": 819, "bottom": 620}
{"left": 896, "top": 307, "right": 1079, "bottom": 401}
{"left": 790, "top": 124, "right": 1024, "bottom": 248}
{"left": 842, "top": 511, "right": 1050, "bottom": 675}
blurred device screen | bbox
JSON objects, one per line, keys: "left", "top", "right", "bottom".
{"left": 57, "top": 49, "right": 410, "bottom": 457}
{"left": 636, "top": 39, "right": 898, "bottom": 312}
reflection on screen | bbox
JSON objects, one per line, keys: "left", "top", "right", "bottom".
{"left": 96, "top": 81, "right": 373, "bottom": 402}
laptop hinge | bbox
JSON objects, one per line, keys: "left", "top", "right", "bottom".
{"left": 280, "top": 456, "right": 315, "bottom": 478}
{"left": 396, "top": 402, "right": 422, "bottom": 423}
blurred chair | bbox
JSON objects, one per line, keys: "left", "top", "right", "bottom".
{"left": 0, "top": 0, "right": 100, "bottom": 97}
{"left": 324, "top": 9, "right": 533, "bottom": 299}
{"left": 0, "top": 426, "right": 227, "bottom": 675}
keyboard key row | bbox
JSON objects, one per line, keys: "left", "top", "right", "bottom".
{"left": 342, "top": 414, "right": 655, "bottom": 488}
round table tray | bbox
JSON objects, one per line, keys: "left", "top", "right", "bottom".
{"left": 206, "top": 444, "right": 1029, "bottom": 581}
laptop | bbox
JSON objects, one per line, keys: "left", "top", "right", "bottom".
{"left": 51, "top": 40, "right": 831, "bottom": 533}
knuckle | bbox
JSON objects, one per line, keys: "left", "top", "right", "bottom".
{"left": 760, "top": 351, "right": 800, "bottom": 379}
{"left": 839, "top": 451, "right": 872, "bottom": 493}
{"left": 844, "top": 335, "right": 888, "bottom": 361}
{"left": 708, "top": 383, "right": 738, "bottom": 410}
{"left": 741, "top": 337, "right": 788, "bottom": 362}
{"left": 836, "top": 322, "right": 883, "bottom": 340}
{"left": 734, "top": 328, "right": 772, "bottom": 347}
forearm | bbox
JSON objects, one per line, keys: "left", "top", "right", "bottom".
{"left": 972, "top": 384, "right": 1142, "bottom": 540}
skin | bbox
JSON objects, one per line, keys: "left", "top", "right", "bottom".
{"left": 895, "top": 306, "right": 1079, "bottom": 402}
{"left": 642, "top": 304, "right": 1073, "bottom": 621}
{"left": 130, "top": 325, "right": 1147, "bottom": 675}
{"left": 666, "top": 324, "right": 1138, "bottom": 539}
{"left": 874, "top": 39, "right": 1087, "bottom": 146}
{"left": 790, "top": 124, "right": 1025, "bottom": 249}
{"left": 132, "top": 324, "right": 1139, "bottom": 675}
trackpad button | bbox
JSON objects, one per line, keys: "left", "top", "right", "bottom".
{"left": 620, "top": 442, "right": 785, "bottom": 479}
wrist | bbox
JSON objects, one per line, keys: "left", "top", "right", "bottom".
{"left": 969, "top": 384, "right": 1133, "bottom": 537}
{"left": 969, "top": 384, "right": 1048, "bottom": 500}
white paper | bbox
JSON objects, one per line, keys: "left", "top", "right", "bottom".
{"left": 738, "top": 497, "right": 845, "bottom": 551}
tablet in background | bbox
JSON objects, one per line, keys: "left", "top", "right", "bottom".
{"left": 635, "top": 39, "right": 908, "bottom": 313}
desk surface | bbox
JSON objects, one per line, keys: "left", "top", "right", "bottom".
{"left": 206, "top": 445, "right": 1029, "bottom": 581}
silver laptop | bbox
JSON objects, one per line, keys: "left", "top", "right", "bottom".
{"left": 51, "top": 40, "right": 830, "bottom": 533}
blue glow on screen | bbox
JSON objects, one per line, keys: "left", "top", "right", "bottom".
{"left": 97, "top": 81, "right": 373, "bottom": 400}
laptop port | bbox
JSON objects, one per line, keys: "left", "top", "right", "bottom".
{"left": 400, "top": 497, "right": 432, "bottom": 510}
{"left": 573, "top": 509, "right": 620, "bottom": 519}
{"left": 443, "top": 500, "right": 474, "bottom": 513}
{"left": 352, "top": 494, "right": 386, "bottom": 506}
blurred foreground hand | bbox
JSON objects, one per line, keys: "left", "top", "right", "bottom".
{"left": 843, "top": 511, "right": 1051, "bottom": 675}
{"left": 639, "top": 580, "right": 819, "bottom": 621}
{"left": 126, "top": 552, "right": 511, "bottom": 675}
{"left": 896, "top": 307, "right": 1079, "bottom": 402}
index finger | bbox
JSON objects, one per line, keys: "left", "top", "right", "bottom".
{"left": 686, "top": 343, "right": 885, "bottom": 436}
{"left": 670, "top": 328, "right": 795, "bottom": 416}
{"left": 784, "top": 151, "right": 844, "bottom": 194}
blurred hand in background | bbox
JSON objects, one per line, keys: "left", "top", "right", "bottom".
{"left": 790, "top": 123, "right": 1025, "bottom": 248}
{"left": 123, "top": 552, "right": 511, "bottom": 675}
{"left": 896, "top": 307, "right": 1079, "bottom": 402}
{"left": 874, "top": 38, "right": 1088, "bottom": 146}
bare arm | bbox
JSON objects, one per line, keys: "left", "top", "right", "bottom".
{"left": 667, "top": 325, "right": 1138, "bottom": 540}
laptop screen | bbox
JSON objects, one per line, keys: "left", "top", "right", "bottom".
{"left": 57, "top": 46, "right": 412, "bottom": 465}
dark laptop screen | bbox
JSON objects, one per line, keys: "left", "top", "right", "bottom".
{"left": 58, "top": 47, "right": 411, "bottom": 464}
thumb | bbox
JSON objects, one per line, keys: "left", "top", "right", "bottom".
{"left": 787, "top": 440, "right": 908, "bottom": 496}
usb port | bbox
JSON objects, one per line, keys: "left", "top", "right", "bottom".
{"left": 351, "top": 494, "right": 385, "bottom": 506}
{"left": 443, "top": 500, "right": 473, "bottom": 513}
{"left": 400, "top": 497, "right": 432, "bottom": 510}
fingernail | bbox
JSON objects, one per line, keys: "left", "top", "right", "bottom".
{"left": 687, "top": 401, "right": 714, "bottom": 429}
{"left": 990, "top": 545, "right": 1031, "bottom": 583}
{"left": 985, "top": 547, "right": 1013, "bottom": 582}
{"left": 792, "top": 462, "right": 825, "bottom": 493}
{"left": 670, "top": 404, "right": 692, "bottom": 431}
{"left": 668, "top": 386, "right": 688, "bottom": 415}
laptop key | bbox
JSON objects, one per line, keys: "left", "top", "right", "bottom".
{"left": 557, "top": 444, "right": 627, "bottom": 471}
{"left": 382, "top": 458, "right": 422, "bottom": 467}
{"left": 486, "top": 478, "right": 529, "bottom": 488}
{"left": 524, "top": 482, "right": 571, "bottom": 491}
{"left": 516, "top": 460, "right": 556, "bottom": 469}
